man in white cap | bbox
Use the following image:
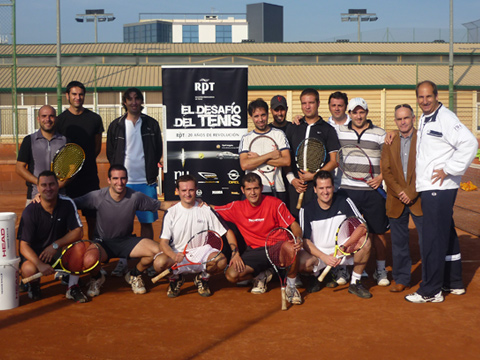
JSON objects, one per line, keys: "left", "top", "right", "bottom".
{"left": 336, "top": 98, "right": 390, "bottom": 288}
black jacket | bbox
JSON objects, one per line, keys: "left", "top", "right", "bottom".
{"left": 106, "top": 113, "right": 163, "bottom": 185}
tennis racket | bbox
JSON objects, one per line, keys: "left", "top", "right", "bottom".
{"left": 265, "top": 227, "right": 297, "bottom": 311}
{"left": 249, "top": 135, "right": 279, "bottom": 197}
{"left": 295, "top": 137, "right": 327, "bottom": 209}
{"left": 151, "top": 230, "right": 224, "bottom": 283}
{"left": 337, "top": 145, "right": 387, "bottom": 199}
{"left": 318, "top": 216, "right": 368, "bottom": 282}
{"left": 51, "top": 143, "right": 85, "bottom": 181}
{"left": 22, "top": 240, "right": 101, "bottom": 283}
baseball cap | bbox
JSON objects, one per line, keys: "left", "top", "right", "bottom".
{"left": 347, "top": 97, "right": 368, "bottom": 112}
{"left": 271, "top": 95, "right": 287, "bottom": 110}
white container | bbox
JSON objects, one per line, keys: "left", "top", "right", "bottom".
{"left": 0, "top": 212, "right": 17, "bottom": 261}
{"left": 0, "top": 257, "right": 20, "bottom": 310}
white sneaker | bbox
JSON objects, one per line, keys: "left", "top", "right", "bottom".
{"left": 285, "top": 286, "right": 302, "bottom": 305}
{"left": 111, "top": 260, "right": 128, "bottom": 277}
{"left": 373, "top": 269, "right": 390, "bottom": 286}
{"left": 125, "top": 271, "right": 146, "bottom": 295}
{"left": 87, "top": 272, "right": 105, "bottom": 297}
{"left": 251, "top": 269, "right": 274, "bottom": 294}
{"left": 333, "top": 266, "right": 350, "bottom": 285}
{"left": 442, "top": 287, "right": 466, "bottom": 295}
{"left": 405, "top": 291, "right": 444, "bottom": 303}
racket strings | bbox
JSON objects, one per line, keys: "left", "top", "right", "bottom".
{"left": 338, "top": 219, "right": 367, "bottom": 254}
{"left": 52, "top": 144, "right": 85, "bottom": 179}
{"left": 61, "top": 240, "right": 100, "bottom": 273}
{"left": 297, "top": 139, "right": 326, "bottom": 171}
{"left": 338, "top": 148, "right": 372, "bottom": 179}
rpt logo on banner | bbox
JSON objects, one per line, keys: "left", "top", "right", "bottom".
{"left": 195, "top": 79, "right": 215, "bottom": 95}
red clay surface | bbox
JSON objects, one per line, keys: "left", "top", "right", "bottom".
{"left": 1, "top": 189, "right": 479, "bottom": 360}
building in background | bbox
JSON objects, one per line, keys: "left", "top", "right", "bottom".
{"left": 123, "top": 2, "right": 284, "bottom": 43}
{"left": 247, "top": 2, "right": 283, "bottom": 43}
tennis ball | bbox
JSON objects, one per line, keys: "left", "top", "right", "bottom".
{"left": 199, "top": 153, "right": 204, "bottom": 159}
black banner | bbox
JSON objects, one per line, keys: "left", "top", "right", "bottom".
{"left": 162, "top": 66, "right": 248, "bottom": 204}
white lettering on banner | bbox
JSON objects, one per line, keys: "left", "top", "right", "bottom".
{"left": 173, "top": 103, "right": 243, "bottom": 128}
{"left": 167, "top": 128, "right": 248, "bottom": 141}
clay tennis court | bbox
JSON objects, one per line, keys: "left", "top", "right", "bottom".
{"left": 0, "top": 186, "right": 479, "bottom": 360}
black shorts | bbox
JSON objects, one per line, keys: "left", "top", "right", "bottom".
{"left": 95, "top": 235, "right": 142, "bottom": 260}
{"left": 20, "top": 247, "right": 62, "bottom": 266}
{"left": 241, "top": 246, "right": 272, "bottom": 277}
{"left": 343, "top": 189, "right": 389, "bottom": 234}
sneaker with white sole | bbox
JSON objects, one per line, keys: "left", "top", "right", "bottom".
{"left": 441, "top": 287, "right": 466, "bottom": 295}
{"left": 348, "top": 280, "right": 372, "bottom": 299}
{"left": 111, "top": 260, "right": 128, "bottom": 277}
{"left": 124, "top": 271, "right": 147, "bottom": 294}
{"left": 373, "top": 269, "right": 390, "bottom": 286}
{"left": 167, "top": 275, "right": 185, "bottom": 298}
{"left": 87, "top": 272, "right": 105, "bottom": 297}
{"left": 28, "top": 281, "right": 42, "bottom": 301}
{"left": 66, "top": 284, "right": 89, "bottom": 303}
{"left": 194, "top": 274, "right": 212, "bottom": 297}
{"left": 405, "top": 291, "right": 444, "bottom": 303}
{"left": 285, "top": 286, "right": 302, "bottom": 305}
{"left": 251, "top": 269, "right": 274, "bottom": 294}
{"left": 333, "top": 266, "right": 350, "bottom": 285}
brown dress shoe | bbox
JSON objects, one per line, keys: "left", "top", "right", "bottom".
{"left": 390, "top": 282, "right": 410, "bottom": 293}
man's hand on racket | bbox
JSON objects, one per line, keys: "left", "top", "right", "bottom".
{"left": 173, "top": 252, "right": 185, "bottom": 264}
{"left": 36, "top": 262, "right": 55, "bottom": 277}
{"left": 319, "top": 252, "right": 342, "bottom": 268}
{"left": 298, "top": 169, "right": 316, "bottom": 182}
{"left": 366, "top": 174, "right": 383, "bottom": 190}
{"left": 291, "top": 178, "right": 308, "bottom": 194}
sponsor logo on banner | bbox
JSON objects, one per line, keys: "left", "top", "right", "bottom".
{"left": 198, "top": 172, "right": 220, "bottom": 184}
{"left": 196, "top": 189, "right": 203, "bottom": 197}
{"left": 212, "top": 190, "right": 223, "bottom": 195}
{"left": 228, "top": 170, "right": 240, "bottom": 181}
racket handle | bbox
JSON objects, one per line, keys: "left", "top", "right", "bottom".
{"left": 22, "top": 272, "right": 43, "bottom": 284}
{"left": 376, "top": 187, "right": 387, "bottom": 199}
{"left": 281, "top": 287, "right": 287, "bottom": 311}
{"left": 296, "top": 192, "right": 305, "bottom": 209}
{"left": 151, "top": 268, "right": 171, "bottom": 284}
{"left": 318, "top": 266, "right": 332, "bottom": 282}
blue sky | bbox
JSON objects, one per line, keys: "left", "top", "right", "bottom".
{"left": 13, "top": 0, "right": 480, "bottom": 44}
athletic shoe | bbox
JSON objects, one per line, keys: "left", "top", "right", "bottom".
{"left": 28, "top": 281, "right": 42, "bottom": 301}
{"left": 295, "top": 275, "right": 304, "bottom": 288}
{"left": 441, "top": 287, "right": 466, "bottom": 295}
{"left": 66, "top": 284, "right": 89, "bottom": 303}
{"left": 333, "top": 266, "right": 350, "bottom": 285}
{"left": 285, "top": 286, "right": 302, "bottom": 305}
{"left": 251, "top": 269, "right": 274, "bottom": 294}
{"left": 306, "top": 275, "right": 322, "bottom": 293}
{"left": 405, "top": 291, "right": 444, "bottom": 303}
{"left": 100, "top": 268, "right": 108, "bottom": 277}
{"left": 87, "top": 272, "right": 105, "bottom": 297}
{"left": 55, "top": 272, "right": 69, "bottom": 286}
{"left": 111, "top": 260, "right": 128, "bottom": 277}
{"left": 236, "top": 279, "right": 252, "bottom": 287}
{"left": 373, "top": 269, "right": 390, "bottom": 286}
{"left": 167, "top": 275, "right": 185, "bottom": 298}
{"left": 19, "top": 280, "right": 28, "bottom": 293}
{"left": 348, "top": 280, "right": 372, "bottom": 299}
{"left": 146, "top": 266, "right": 157, "bottom": 277}
{"left": 193, "top": 273, "right": 212, "bottom": 297}
{"left": 325, "top": 272, "right": 339, "bottom": 288}
{"left": 124, "top": 272, "right": 147, "bottom": 295}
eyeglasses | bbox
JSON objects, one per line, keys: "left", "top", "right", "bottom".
{"left": 395, "top": 104, "right": 413, "bottom": 111}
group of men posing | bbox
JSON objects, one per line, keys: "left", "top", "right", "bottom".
{"left": 16, "top": 80, "right": 477, "bottom": 306}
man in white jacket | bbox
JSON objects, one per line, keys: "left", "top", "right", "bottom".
{"left": 405, "top": 80, "right": 478, "bottom": 303}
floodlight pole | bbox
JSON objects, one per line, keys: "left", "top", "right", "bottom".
{"left": 56, "top": 0, "right": 62, "bottom": 113}
{"left": 448, "top": 0, "right": 454, "bottom": 110}
{"left": 341, "top": 10, "right": 377, "bottom": 42}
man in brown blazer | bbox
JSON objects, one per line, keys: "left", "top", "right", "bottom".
{"left": 381, "top": 104, "right": 423, "bottom": 292}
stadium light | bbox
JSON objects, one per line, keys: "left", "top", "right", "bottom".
{"left": 341, "top": 9, "right": 378, "bottom": 42}
{"left": 75, "top": 9, "right": 115, "bottom": 43}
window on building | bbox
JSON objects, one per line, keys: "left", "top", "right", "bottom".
{"left": 216, "top": 25, "right": 232, "bottom": 43}
{"left": 183, "top": 25, "right": 199, "bottom": 43}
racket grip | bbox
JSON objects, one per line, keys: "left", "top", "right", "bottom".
{"left": 377, "top": 187, "right": 387, "bottom": 199}
{"left": 22, "top": 272, "right": 43, "bottom": 284}
{"left": 296, "top": 192, "right": 305, "bottom": 209}
{"left": 318, "top": 266, "right": 332, "bottom": 282}
{"left": 151, "top": 268, "right": 171, "bottom": 284}
{"left": 281, "top": 287, "right": 287, "bottom": 311}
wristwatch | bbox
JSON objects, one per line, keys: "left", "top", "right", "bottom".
{"left": 52, "top": 242, "right": 59, "bottom": 250}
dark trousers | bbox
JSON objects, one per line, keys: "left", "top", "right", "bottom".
{"left": 418, "top": 189, "right": 463, "bottom": 296}
{"left": 389, "top": 206, "right": 423, "bottom": 286}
